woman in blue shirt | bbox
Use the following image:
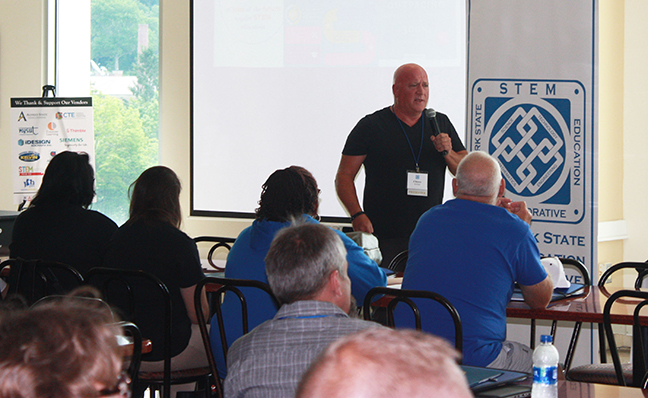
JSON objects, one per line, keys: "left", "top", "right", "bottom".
{"left": 211, "top": 166, "right": 387, "bottom": 378}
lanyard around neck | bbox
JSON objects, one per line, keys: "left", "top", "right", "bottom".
{"left": 396, "top": 113, "right": 425, "bottom": 172}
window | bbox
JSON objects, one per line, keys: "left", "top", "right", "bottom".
{"left": 53, "top": 0, "right": 159, "bottom": 224}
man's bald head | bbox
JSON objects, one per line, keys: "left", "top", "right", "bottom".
{"left": 453, "top": 151, "right": 504, "bottom": 204}
{"left": 296, "top": 328, "right": 472, "bottom": 398}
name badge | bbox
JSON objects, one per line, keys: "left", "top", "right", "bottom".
{"left": 407, "top": 170, "right": 428, "bottom": 197}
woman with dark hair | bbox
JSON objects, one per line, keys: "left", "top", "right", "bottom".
{"left": 9, "top": 151, "right": 117, "bottom": 275}
{"left": 103, "top": 166, "right": 208, "bottom": 376}
{"left": 210, "top": 166, "right": 387, "bottom": 377}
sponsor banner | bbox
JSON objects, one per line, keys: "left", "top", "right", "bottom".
{"left": 466, "top": 1, "right": 597, "bottom": 273}
{"left": 10, "top": 97, "right": 94, "bottom": 204}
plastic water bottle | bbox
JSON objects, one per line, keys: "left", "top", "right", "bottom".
{"left": 532, "top": 335, "right": 559, "bottom": 398}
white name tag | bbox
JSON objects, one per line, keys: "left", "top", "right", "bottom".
{"left": 407, "top": 170, "right": 428, "bottom": 197}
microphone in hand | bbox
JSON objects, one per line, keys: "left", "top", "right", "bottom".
{"left": 425, "top": 108, "right": 448, "bottom": 156}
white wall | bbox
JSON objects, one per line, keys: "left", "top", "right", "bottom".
{"left": 623, "top": 0, "right": 648, "bottom": 263}
{"left": 0, "top": 1, "right": 47, "bottom": 211}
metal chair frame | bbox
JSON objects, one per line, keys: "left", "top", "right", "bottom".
{"left": 386, "top": 250, "right": 408, "bottom": 273}
{"left": 193, "top": 237, "right": 236, "bottom": 272}
{"left": 363, "top": 286, "right": 462, "bottom": 361}
{"left": 597, "top": 262, "right": 648, "bottom": 364}
{"left": 86, "top": 267, "right": 210, "bottom": 398}
{"left": 194, "top": 276, "right": 279, "bottom": 398}
{"left": 2, "top": 258, "right": 84, "bottom": 305}
{"left": 572, "top": 290, "right": 648, "bottom": 387}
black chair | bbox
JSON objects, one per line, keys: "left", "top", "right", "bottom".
{"left": 595, "top": 262, "right": 648, "bottom": 364}
{"left": 194, "top": 276, "right": 279, "bottom": 398}
{"left": 193, "top": 236, "right": 236, "bottom": 272}
{"left": 1, "top": 258, "right": 84, "bottom": 305}
{"left": 119, "top": 321, "right": 143, "bottom": 387}
{"left": 567, "top": 290, "right": 648, "bottom": 387}
{"left": 86, "top": 267, "right": 211, "bottom": 398}
{"left": 528, "top": 258, "right": 590, "bottom": 371}
{"left": 363, "top": 286, "right": 462, "bottom": 361}
{"left": 387, "top": 250, "right": 408, "bottom": 273}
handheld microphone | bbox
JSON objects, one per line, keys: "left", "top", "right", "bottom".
{"left": 425, "top": 108, "right": 448, "bottom": 156}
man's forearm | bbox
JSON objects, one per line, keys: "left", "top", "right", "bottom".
{"left": 335, "top": 175, "right": 363, "bottom": 215}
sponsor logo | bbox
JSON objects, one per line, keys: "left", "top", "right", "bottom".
{"left": 471, "top": 79, "right": 586, "bottom": 223}
{"left": 18, "top": 165, "right": 43, "bottom": 177}
{"left": 64, "top": 128, "right": 87, "bottom": 134}
{"left": 46, "top": 121, "right": 59, "bottom": 136}
{"left": 16, "top": 111, "right": 48, "bottom": 121}
{"left": 55, "top": 112, "right": 77, "bottom": 119}
{"left": 23, "top": 178, "right": 36, "bottom": 188}
{"left": 60, "top": 137, "right": 84, "bottom": 143}
{"left": 18, "top": 151, "right": 40, "bottom": 162}
{"left": 19, "top": 139, "right": 51, "bottom": 146}
{"left": 18, "top": 126, "right": 37, "bottom": 135}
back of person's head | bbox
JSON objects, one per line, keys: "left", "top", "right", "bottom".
{"left": 455, "top": 151, "right": 503, "bottom": 198}
{"left": 128, "top": 165, "right": 182, "bottom": 228}
{"left": 29, "top": 151, "right": 95, "bottom": 208}
{"left": 265, "top": 223, "right": 346, "bottom": 305}
{"left": 0, "top": 295, "right": 123, "bottom": 398}
{"left": 255, "top": 166, "right": 319, "bottom": 222}
{"left": 297, "top": 328, "right": 472, "bottom": 398}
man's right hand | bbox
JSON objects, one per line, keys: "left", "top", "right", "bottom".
{"left": 352, "top": 213, "right": 374, "bottom": 234}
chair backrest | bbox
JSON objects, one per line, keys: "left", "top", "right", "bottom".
{"left": 598, "top": 262, "right": 648, "bottom": 288}
{"left": 363, "top": 286, "right": 462, "bottom": 361}
{"left": 85, "top": 267, "right": 173, "bottom": 397}
{"left": 558, "top": 257, "right": 591, "bottom": 285}
{"left": 194, "top": 276, "right": 278, "bottom": 394}
{"left": 118, "top": 321, "right": 143, "bottom": 387}
{"left": 3, "top": 258, "right": 84, "bottom": 305}
{"left": 31, "top": 294, "right": 115, "bottom": 318}
{"left": 602, "top": 290, "right": 648, "bottom": 386}
{"left": 193, "top": 236, "right": 236, "bottom": 272}
{"left": 387, "top": 250, "right": 408, "bottom": 273}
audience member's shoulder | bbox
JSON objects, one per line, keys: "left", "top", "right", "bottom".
{"left": 86, "top": 208, "right": 118, "bottom": 228}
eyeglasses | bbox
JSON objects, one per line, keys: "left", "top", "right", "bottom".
{"left": 97, "top": 372, "right": 131, "bottom": 398}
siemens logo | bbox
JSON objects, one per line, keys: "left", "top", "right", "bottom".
{"left": 60, "top": 138, "right": 83, "bottom": 143}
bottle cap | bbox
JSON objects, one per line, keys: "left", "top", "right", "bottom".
{"left": 540, "top": 335, "right": 553, "bottom": 343}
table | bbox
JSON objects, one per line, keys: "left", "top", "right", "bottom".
{"left": 557, "top": 381, "right": 648, "bottom": 398}
{"left": 507, "top": 285, "right": 648, "bottom": 326}
{"left": 373, "top": 285, "right": 648, "bottom": 371}
{"left": 484, "top": 379, "right": 648, "bottom": 398}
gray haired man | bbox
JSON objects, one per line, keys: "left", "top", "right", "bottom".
{"left": 224, "top": 223, "right": 382, "bottom": 398}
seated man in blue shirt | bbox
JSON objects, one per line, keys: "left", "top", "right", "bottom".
{"left": 400, "top": 151, "right": 553, "bottom": 372}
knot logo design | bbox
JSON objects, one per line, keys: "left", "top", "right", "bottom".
{"left": 470, "top": 79, "right": 586, "bottom": 223}
{"left": 491, "top": 104, "right": 566, "bottom": 200}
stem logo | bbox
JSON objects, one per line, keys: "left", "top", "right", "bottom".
{"left": 471, "top": 79, "right": 586, "bottom": 223}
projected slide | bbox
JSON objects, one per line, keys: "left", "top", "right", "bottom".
{"left": 192, "top": 0, "right": 465, "bottom": 221}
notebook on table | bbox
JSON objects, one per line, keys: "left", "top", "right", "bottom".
{"left": 461, "top": 365, "right": 529, "bottom": 393}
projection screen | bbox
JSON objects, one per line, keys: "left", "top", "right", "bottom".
{"left": 191, "top": 0, "right": 466, "bottom": 222}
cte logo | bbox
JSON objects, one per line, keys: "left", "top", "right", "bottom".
{"left": 470, "top": 79, "right": 586, "bottom": 223}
